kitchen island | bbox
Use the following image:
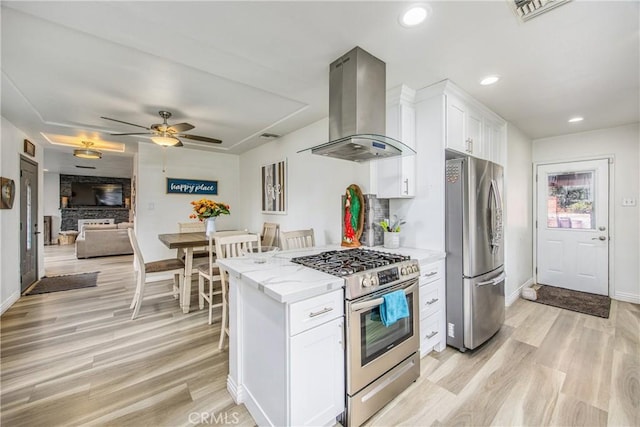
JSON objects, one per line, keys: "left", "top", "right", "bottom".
{"left": 216, "top": 246, "right": 446, "bottom": 426}
{"left": 216, "top": 248, "right": 346, "bottom": 427}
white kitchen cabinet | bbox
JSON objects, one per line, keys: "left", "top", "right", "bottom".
{"left": 418, "top": 259, "right": 446, "bottom": 356}
{"left": 420, "top": 80, "right": 505, "bottom": 166}
{"left": 377, "top": 85, "right": 416, "bottom": 198}
{"left": 290, "top": 317, "right": 345, "bottom": 426}
{"left": 445, "top": 93, "right": 485, "bottom": 159}
{"left": 224, "top": 268, "right": 345, "bottom": 427}
{"left": 483, "top": 118, "right": 506, "bottom": 166}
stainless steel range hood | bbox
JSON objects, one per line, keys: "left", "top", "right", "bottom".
{"left": 299, "top": 47, "right": 416, "bottom": 162}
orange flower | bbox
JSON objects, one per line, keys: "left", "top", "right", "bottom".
{"left": 189, "top": 198, "right": 231, "bottom": 221}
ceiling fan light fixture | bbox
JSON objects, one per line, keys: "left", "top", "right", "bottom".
{"left": 73, "top": 141, "right": 102, "bottom": 159}
{"left": 151, "top": 135, "right": 180, "bottom": 146}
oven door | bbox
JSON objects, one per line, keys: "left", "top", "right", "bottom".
{"left": 346, "top": 279, "right": 420, "bottom": 394}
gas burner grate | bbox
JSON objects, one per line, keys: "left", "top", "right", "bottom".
{"left": 291, "top": 248, "right": 409, "bottom": 277}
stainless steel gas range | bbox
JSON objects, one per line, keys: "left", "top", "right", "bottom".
{"left": 292, "top": 248, "right": 421, "bottom": 427}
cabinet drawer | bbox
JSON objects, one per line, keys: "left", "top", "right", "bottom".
{"left": 420, "top": 311, "right": 442, "bottom": 352}
{"left": 289, "top": 289, "right": 344, "bottom": 336}
{"left": 419, "top": 261, "right": 443, "bottom": 285}
{"left": 419, "top": 280, "right": 442, "bottom": 319}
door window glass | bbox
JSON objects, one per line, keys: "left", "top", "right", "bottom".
{"left": 27, "top": 182, "right": 32, "bottom": 250}
{"left": 547, "top": 171, "right": 595, "bottom": 229}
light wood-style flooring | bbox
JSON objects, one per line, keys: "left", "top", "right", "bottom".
{"left": 1, "top": 244, "right": 639, "bottom": 426}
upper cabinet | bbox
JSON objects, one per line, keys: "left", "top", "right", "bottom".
{"left": 424, "top": 80, "right": 506, "bottom": 165}
{"left": 445, "top": 92, "right": 484, "bottom": 157}
{"left": 377, "top": 85, "right": 417, "bottom": 198}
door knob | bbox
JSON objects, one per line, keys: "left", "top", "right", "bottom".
{"left": 591, "top": 236, "right": 606, "bottom": 241}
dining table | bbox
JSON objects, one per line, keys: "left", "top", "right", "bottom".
{"left": 157, "top": 230, "right": 248, "bottom": 313}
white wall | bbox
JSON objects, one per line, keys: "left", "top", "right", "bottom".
{"left": 135, "top": 143, "right": 242, "bottom": 261}
{"left": 239, "top": 118, "right": 370, "bottom": 245}
{"left": 43, "top": 172, "right": 61, "bottom": 239}
{"left": 504, "top": 123, "right": 534, "bottom": 303}
{"left": 1, "top": 117, "right": 45, "bottom": 313}
{"left": 533, "top": 123, "right": 640, "bottom": 303}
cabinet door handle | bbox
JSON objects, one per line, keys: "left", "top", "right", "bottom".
{"left": 425, "top": 298, "right": 439, "bottom": 305}
{"left": 403, "top": 178, "right": 409, "bottom": 195}
{"left": 426, "top": 331, "right": 438, "bottom": 339}
{"left": 309, "top": 307, "right": 333, "bottom": 318}
{"left": 423, "top": 271, "right": 437, "bottom": 277}
{"left": 466, "top": 138, "right": 473, "bottom": 153}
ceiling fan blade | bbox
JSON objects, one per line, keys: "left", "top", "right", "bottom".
{"left": 168, "top": 123, "right": 195, "bottom": 133}
{"left": 109, "top": 132, "right": 152, "bottom": 136}
{"left": 178, "top": 133, "right": 222, "bottom": 144}
{"left": 101, "top": 116, "right": 150, "bottom": 130}
{"left": 174, "top": 140, "right": 184, "bottom": 147}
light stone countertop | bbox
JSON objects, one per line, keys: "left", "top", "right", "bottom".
{"left": 216, "top": 245, "right": 446, "bottom": 304}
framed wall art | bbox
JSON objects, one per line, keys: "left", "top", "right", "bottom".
{"left": 23, "top": 139, "right": 35, "bottom": 157}
{"left": 261, "top": 159, "right": 286, "bottom": 214}
{"left": 1, "top": 177, "right": 16, "bottom": 209}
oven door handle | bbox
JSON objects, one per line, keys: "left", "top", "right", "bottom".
{"left": 350, "top": 283, "right": 417, "bottom": 312}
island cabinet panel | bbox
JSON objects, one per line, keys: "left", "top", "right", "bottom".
{"left": 290, "top": 317, "right": 345, "bottom": 426}
{"left": 228, "top": 274, "right": 345, "bottom": 427}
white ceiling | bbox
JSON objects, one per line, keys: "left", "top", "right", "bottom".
{"left": 2, "top": 1, "right": 638, "bottom": 177}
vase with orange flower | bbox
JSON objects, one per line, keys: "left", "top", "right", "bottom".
{"left": 189, "top": 198, "right": 231, "bottom": 236}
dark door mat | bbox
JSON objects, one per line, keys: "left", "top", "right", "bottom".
{"left": 25, "top": 272, "right": 99, "bottom": 295}
{"left": 534, "top": 285, "right": 611, "bottom": 318}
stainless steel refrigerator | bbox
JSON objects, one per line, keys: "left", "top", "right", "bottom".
{"left": 445, "top": 157, "right": 505, "bottom": 352}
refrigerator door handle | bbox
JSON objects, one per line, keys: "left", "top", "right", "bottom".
{"left": 489, "top": 179, "right": 503, "bottom": 253}
{"left": 475, "top": 272, "right": 507, "bottom": 287}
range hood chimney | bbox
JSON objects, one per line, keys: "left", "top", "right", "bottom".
{"left": 299, "top": 47, "right": 415, "bottom": 162}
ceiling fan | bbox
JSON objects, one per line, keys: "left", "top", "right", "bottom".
{"left": 101, "top": 110, "right": 222, "bottom": 147}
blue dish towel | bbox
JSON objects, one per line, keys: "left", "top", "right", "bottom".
{"left": 380, "top": 290, "right": 409, "bottom": 327}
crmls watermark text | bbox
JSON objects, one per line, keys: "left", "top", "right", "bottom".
{"left": 188, "top": 411, "right": 240, "bottom": 425}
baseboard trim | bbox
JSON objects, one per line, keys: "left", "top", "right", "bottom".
{"left": 506, "top": 278, "right": 534, "bottom": 307}
{"left": 227, "top": 375, "right": 243, "bottom": 404}
{"left": 612, "top": 291, "right": 640, "bottom": 304}
{"left": 1, "top": 290, "right": 20, "bottom": 315}
{"left": 236, "top": 383, "right": 273, "bottom": 427}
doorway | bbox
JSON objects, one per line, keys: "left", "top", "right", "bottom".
{"left": 20, "top": 156, "right": 39, "bottom": 292}
{"left": 535, "top": 159, "right": 610, "bottom": 295}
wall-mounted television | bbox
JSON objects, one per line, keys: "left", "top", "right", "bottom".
{"left": 70, "top": 183, "right": 123, "bottom": 207}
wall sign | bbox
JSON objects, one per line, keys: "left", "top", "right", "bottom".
{"left": 166, "top": 178, "right": 218, "bottom": 195}
{"left": 261, "top": 159, "right": 286, "bottom": 214}
{"left": 24, "top": 139, "right": 35, "bottom": 157}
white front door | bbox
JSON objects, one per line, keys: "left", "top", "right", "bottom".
{"left": 536, "top": 159, "right": 609, "bottom": 295}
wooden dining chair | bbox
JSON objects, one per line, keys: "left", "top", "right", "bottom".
{"left": 213, "top": 233, "right": 260, "bottom": 350}
{"left": 261, "top": 222, "right": 280, "bottom": 247}
{"left": 280, "top": 229, "right": 315, "bottom": 250}
{"left": 178, "top": 221, "right": 209, "bottom": 278}
{"left": 127, "top": 228, "right": 185, "bottom": 320}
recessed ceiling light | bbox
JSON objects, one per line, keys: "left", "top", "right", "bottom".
{"left": 568, "top": 116, "right": 584, "bottom": 123}
{"left": 480, "top": 75, "right": 500, "bottom": 86}
{"left": 400, "top": 6, "right": 429, "bottom": 27}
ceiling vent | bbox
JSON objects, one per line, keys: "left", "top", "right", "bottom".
{"left": 512, "top": 0, "right": 571, "bottom": 21}
{"left": 75, "top": 165, "right": 97, "bottom": 169}
{"left": 260, "top": 133, "right": 281, "bottom": 140}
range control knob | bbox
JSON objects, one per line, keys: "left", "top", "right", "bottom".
{"left": 412, "top": 265, "right": 419, "bottom": 273}
{"left": 401, "top": 267, "right": 408, "bottom": 275}
{"left": 371, "top": 274, "right": 380, "bottom": 287}
{"left": 362, "top": 275, "right": 371, "bottom": 287}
